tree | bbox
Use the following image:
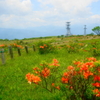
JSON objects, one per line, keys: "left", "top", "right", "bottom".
{"left": 92, "top": 26, "right": 100, "bottom": 35}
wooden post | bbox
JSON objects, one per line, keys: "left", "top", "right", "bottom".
{"left": 25, "top": 46, "right": 28, "bottom": 53}
{"left": 33, "top": 45, "right": 36, "bottom": 51}
{"left": 0, "top": 49, "right": 5, "bottom": 64}
{"left": 17, "top": 47, "right": 21, "bottom": 56}
{"left": 9, "top": 46, "right": 13, "bottom": 59}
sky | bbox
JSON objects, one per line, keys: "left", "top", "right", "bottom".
{"left": 0, "top": 0, "right": 100, "bottom": 39}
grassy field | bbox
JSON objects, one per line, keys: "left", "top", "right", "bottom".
{"left": 0, "top": 35, "right": 100, "bottom": 100}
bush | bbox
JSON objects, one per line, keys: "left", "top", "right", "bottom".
{"left": 36, "top": 40, "right": 56, "bottom": 54}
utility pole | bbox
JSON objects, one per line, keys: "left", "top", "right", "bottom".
{"left": 84, "top": 25, "right": 87, "bottom": 36}
{"left": 66, "top": 22, "right": 71, "bottom": 36}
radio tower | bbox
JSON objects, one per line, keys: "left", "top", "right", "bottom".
{"left": 66, "top": 22, "right": 71, "bottom": 36}
{"left": 84, "top": 25, "right": 87, "bottom": 36}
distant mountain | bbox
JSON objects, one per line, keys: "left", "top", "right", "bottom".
{"left": 0, "top": 26, "right": 66, "bottom": 39}
{"left": 0, "top": 24, "right": 96, "bottom": 39}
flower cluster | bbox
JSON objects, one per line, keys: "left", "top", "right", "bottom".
{"left": 0, "top": 44, "right": 7, "bottom": 48}
{"left": 26, "top": 59, "right": 60, "bottom": 92}
{"left": 26, "top": 73, "right": 41, "bottom": 84}
{"left": 26, "top": 57, "right": 100, "bottom": 99}
{"left": 92, "top": 71, "right": 100, "bottom": 97}
{"left": 40, "top": 44, "right": 47, "bottom": 49}
{"left": 10, "top": 43, "right": 24, "bottom": 49}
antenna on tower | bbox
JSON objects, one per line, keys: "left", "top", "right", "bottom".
{"left": 84, "top": 25, "right": 87, "bottom": 36}
{"left": 66, "top": 22, "right": 71, "bottom": 36}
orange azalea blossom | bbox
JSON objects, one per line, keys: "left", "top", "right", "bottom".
{"left": 94, "top": 75, "right": 100, "bottom": 81}
{"left": 40, "top": 46, "right": 44, "bottom": 48}
{"left": 33, "top": 67, "right": 40, "bottom": 70}
{"left": 11, "top": 43, "right": 23, "bottom": 49}
{"left": 43, "top": 44, "right": 47, "bottom": 47}
{"left": 31, "top": 75, "right": 41, "bottom": 84}
{"left": 26, "top": 73, "right": 41, "bottom": 84}
{"left": 92, "top": 82, "right": 100, "bottom": 87}
{"left": 53, "top": 59, "right": 59, "bottom": 63}
{"left": 26, "top": 73, "right": 32, "bottom": 84}
{"left": 55, "top": 86, "right": 60, "bottom": 90}
{"left": 79, "top": 62, "right": 95, "bottom": 72}
{"left": 93, "top": 89, "right": 99, "bottom": 93}
{"left": 63, "top": 72, "right": 69, "bottom": 77}
{"left": 52, "top": 63, "right": 60, "bottom": 66}
{"left": 49, "top": 59, "right": 60, "bottom": 66}
{"left": 73, "top": 61, "right": 81, "bottom": 66}
{"left": 51, "top": 83, "right": 55, "bottom": 87}
{"left": 85, "top": 62, "right": 95, "bottom": 68}
{"left": 93, "top": 89, "right": 100, "bottom": 97}
{"left": 96, "top": 92, "right": 100, "bottom": 97}
{"left": 83, "top": 71, "right": 93, "bottom": 79}
{"left": 61, "top": 77, "right": 69, "bottom": 83}
{"left": 67, "top": 66, "right": 75, "bottom": 70}
{"left": 16, "top": 45, "right": 24, "bottom": 49}
{"left": 87, "top": 57, "right": 96, "bottom": 62}
{"left": 41, "top": 67, "right": 50, "bottom": 78}
{"left": 80, "top": 64, "right": 89, "bottom": 71}
{"left": 0, "top": 44, "right": 6, "bottom": 47}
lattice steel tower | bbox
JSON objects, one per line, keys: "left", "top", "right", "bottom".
{"left": 84, "top": 25, "right": 87, "bottom": 36}
{"left": 66, "top": 22, "right": 71, "bottom": 36}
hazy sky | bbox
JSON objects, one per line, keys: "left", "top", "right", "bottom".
{"left": 0, "top": 0, "right": 100, "bottom": 39}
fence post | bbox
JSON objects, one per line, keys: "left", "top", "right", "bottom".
{"left": 33, "top": 45, "right": 36, "bottom": 51}
{"left": 25, "top": 46, "right": 28, "bottom": 53}
{"left": 17, "top": 47, "right": 21, "bottom": 56}
{"left": 9, "top": 46, "right": 13, "bottom": 59}
{"left": 0, "top": 48, "right": 5, "bottom": 64}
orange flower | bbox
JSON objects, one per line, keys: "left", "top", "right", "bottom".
{"left": 61, "top": 77, "right": 69, "bottom": 83}
{"left": 0, "top": 44, "right": 6, "bottom": 48}
{"left": 26, "top": 73, "right": 32, "bottom": 84}
{"left": 63, "top": 72, "right": 69, "bottom": 77}
{"left": 80, "top": 64, "right": 88, "bottom": 71}
{"left": 73, "top": 61, "right": 81, "bottom": 66}
{"left": 40, "top": 46, "right": 44, "bottom": 48}
{"left": 96, "top": 92, "right": 100, "bottom": 97}
{"left": 83, "top": 71, "right": 93, "bottom": 79}
{"left": 92, "top": 82, "right": 100, "bottom": 87}
{"left": 44, "top": 44, "right": 47, "bottom": 47}
{"left": 67, "top": 66, "right": 75, "bottom": 70}
{"left": 52, "top": 63, "right": 60, "bottom": 66}
{"left": 93, "top": 89, "right": 100, "bottom": 97}
{"left": 93, "top": 89, "right": 99, "bottom": 93}
{"left": 56, "top": 86, "right": 60, "bottom": 90}
{"left": 26, "top": 73, "right": 41, "bottom": 84}
{"left": 16, "top": 45, "right": 23, "bottom": 49}
{"left": 31, "top": 75, "right": 41, "bottom": 84}
{"left": 85, "top": 62, "right": 93, "bottom": 66}
{"left": 53, "top": 59, "right": 59, "bottom": 63}
{"left": 50, "top": 59, "right": 60, "bottom": 66}
{"left": 41, "top": 68, "right": 50, "bottom": 78}
{"left": 87, "top": 57, "right": 96, "bottom": 62}
{"left": 33, "top": 67, "right": 40, "bottom": 70}
{"left": 94, "top": 76, "right": 100, "bottom": 81}
{"left": 51, "top": 83, "right": 55, "bottom": 87}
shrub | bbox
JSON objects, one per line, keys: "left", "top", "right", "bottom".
{"left": 26, "top": 57, "right": 100, "bottom": 100}
{"left": 36, "top": 40, "right": 56, "bottom": 54}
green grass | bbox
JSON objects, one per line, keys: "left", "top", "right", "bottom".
{"left": 0, "top": 35, "right": 100, "bottom": 100}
